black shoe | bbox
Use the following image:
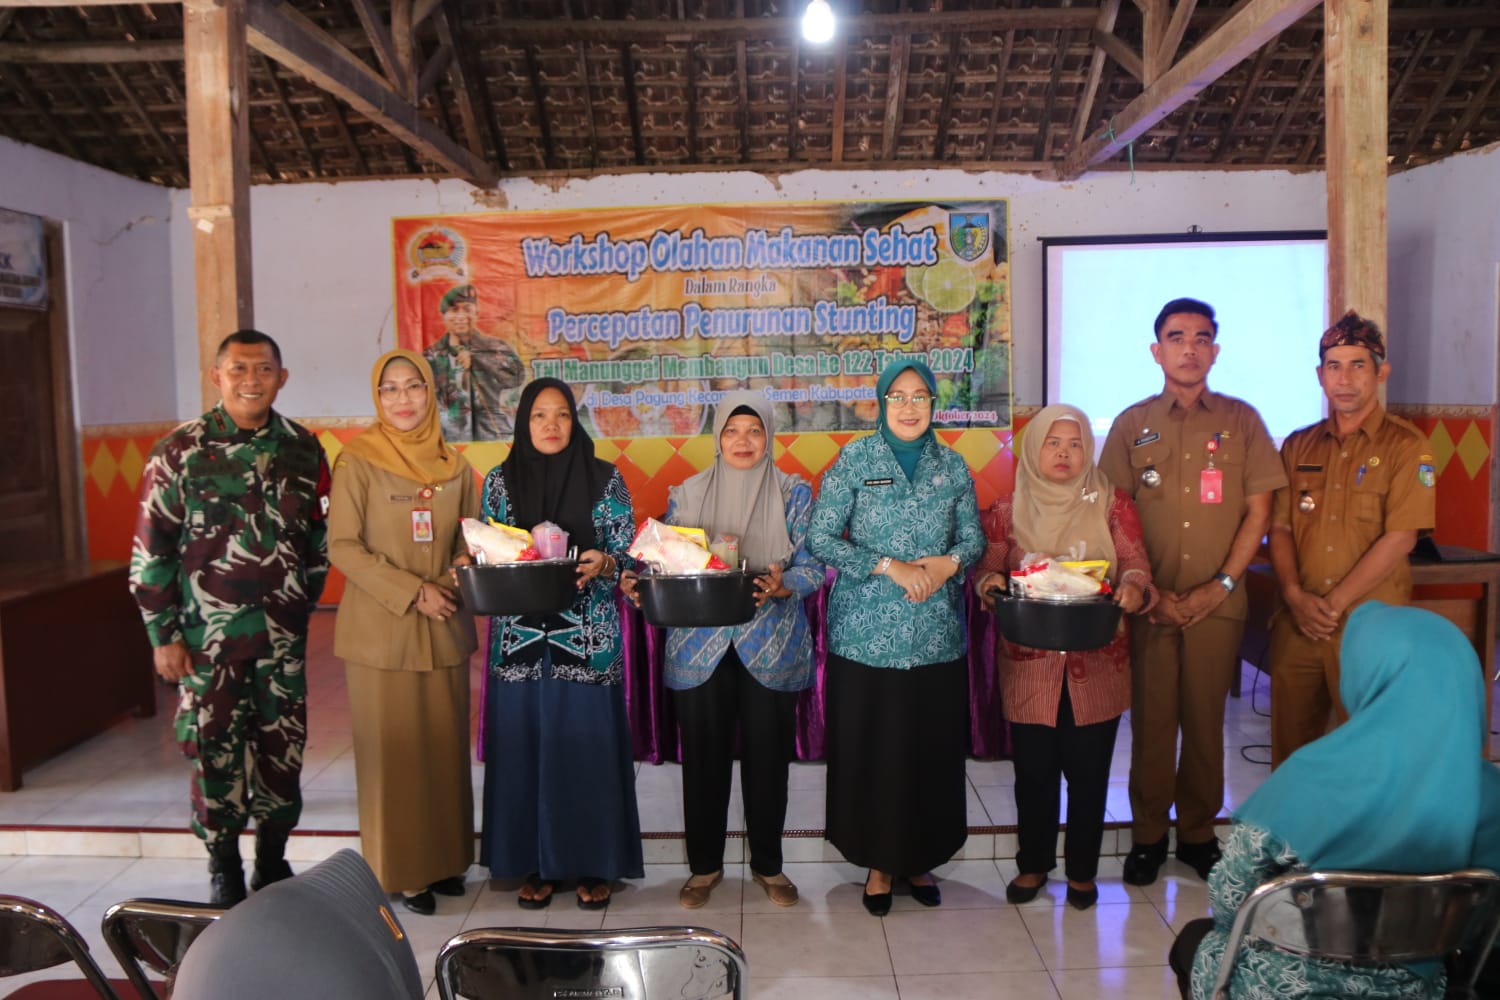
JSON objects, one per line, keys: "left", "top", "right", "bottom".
{"left": 249, "top": 827, "right": 293, "bottom": 892}
{"left": 250, "top": 859, "right": 293, "bottom": 892}
{"left": 1005, "top": 875, "right": 1048, "bottom": 904}
{"left": 400, "top": 890, "right": 436, "bottom": 915}
{"left": 1175, "top": 838, "right": 1223, "bottom": 881}
{"left": 429, "top": 875, "right": 467, "bottom": 897}
{"left": 909, "top": 878, "right": 941, "bottom": 907}
{"left": 207, "top": 842, "right": 246, "bottom": 908}
{"left": 1066, "top": 883, "right": 1099, "bottom": 910}
{"left": 1122, "top": 836, "right": 1169, "bottom": 886}
{"left": 861, "top": 872, "right": 892, "bottom": 916}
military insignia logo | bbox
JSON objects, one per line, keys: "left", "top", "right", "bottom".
{"left": 406, "top": 227, "right": 467, "bottom": 281}
{"left": 1418, "top": 463, "right": 1436, "bottom": 488}
{"left": 948, "top": 213, "right": 990, "bottom": 262}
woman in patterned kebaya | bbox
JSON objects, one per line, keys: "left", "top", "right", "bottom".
{"left": 975, "top": 403, "right": 1152, "bottom": 911}
{"left": 478, "top": 378, "right": 643, "bottom": 911}
{"left": 807, "top": 359, "right": 985, "bottom": 916}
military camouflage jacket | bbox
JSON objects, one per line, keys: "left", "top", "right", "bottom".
{"left": 424, "top": 332, "right": 524, "bottom": 442}
{"left": 129, "top": 405, "right": 331, "bottom": 650}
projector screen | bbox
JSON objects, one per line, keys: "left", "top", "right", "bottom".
{"left": 1042, "top": 232, "right": 1328, "bottom": 443}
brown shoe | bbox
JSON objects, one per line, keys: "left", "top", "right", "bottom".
{"left": 752, "top": 871, "right": 799, "bottom": 907}
{"left": 678, "top": 871, "right": 723, "bottom": 909}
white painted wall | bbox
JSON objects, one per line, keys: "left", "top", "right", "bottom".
{"left": 0, "top": 134, "right": 178, "bottom": 426}
{"left": 1388, "top": 140, "right": 1500, "bottom": 406}
{"left": 170, "top": 167, "right": 1328, "bottom": 419}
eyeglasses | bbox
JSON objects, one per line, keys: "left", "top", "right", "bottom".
{"left": 377, "top": 381, "right": 428, "bottom": 399}
{"left": 884, "top": 393, "right": 934, "bottom": 408}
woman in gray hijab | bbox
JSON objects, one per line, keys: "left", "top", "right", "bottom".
{"left": 635, "top": 391, "right": 825, "bottom": 910}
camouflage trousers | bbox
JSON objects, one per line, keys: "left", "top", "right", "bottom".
{"left": 174, "top": 640, "right": 307, "bottom": 846}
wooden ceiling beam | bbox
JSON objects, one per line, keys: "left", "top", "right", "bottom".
{"left": 1156, "top": 0, "right": 1198, "bottom": 71}
{"left": 1265, "top": 36, "right": 1318, "bottom": 156}
{"left": 1212, "top": 35, "right": 1276, "bottom": 162}
{"left": 932, "top": 29, "right": 960, "bottom": 160}
{"left": 831, "top": 34, "right": 846, "bottom": 163}
{"left": 323, "top": 92, "right": 369, "bottom": 174}
{"left": 522, "top": 45, "right": 555, "bottom": 169}
{"left": 1438, "top": 54, "right": 1500, "bottom": 159}
{"left": 256, "top": 51, "right": 320, "bottom": 173}
{"left": 245, "top": 0, "right": 496, "bottom": 184}
{"left": 684, "top": 38, "right": 700, "bottom": 163}
{"left": 433, "top": 3, "right": 503, "bottom": 167}
{"left": 347, "top": 0, "right": 408, "bottom": 94}
{"left": 1034, "top": 28, "right": 1070, "bottom": 161}
{"left": 982, "top": 28, "right": 1015, "bottom": 160}
{"left": 0, "top": 38, "right": 181, "bottom": 61}
{"left": 1393, "top": 27, "right": 1482, "bottom": 168}
{"left": 415, "top": 40, "right": 450, "bottom": 97}
{"left": 1140, "top": 0, "right": 1165, "bottom": 84}
{"left": 1386, "top": 30, "right": 1432, "bottom": 115}
{"left": 1072, "top": 0, "right": 1123, "bottom": 148}
{"left": 104, "top": 61, "right": 187, "bottom": 176}
{"left": 734, "top": 0, "right": 749, "bottom": 163}
{"left": 880, "top": 32, "right": 909, "bottom": 160}
{"left": 786, "top": 38, "right": 799, "bottom": 161}
{"left": 0, "top": 9, "right": 18, "bottom": 38}
{"left": 1050, "top": 0, "right": 1322, "bottom": 180}
{"left": 1092, "top": 28, "right": 1142, "bottom": 83}
{"left": 390, "top": 0, "right": 414, "bottom": 101}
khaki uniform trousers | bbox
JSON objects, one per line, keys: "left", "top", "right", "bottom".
{"left": 1267, "top": 614, "right": 1349, "bottom": 769}
{"left": 1128, "top": 616, "right": 1243, "bottom": 846}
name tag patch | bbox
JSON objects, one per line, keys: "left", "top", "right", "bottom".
{"left": 1133, "top": 432, "right": 1161, "bottom": 447}
{"left": 864, "top": 478, "right": 894, "bottom": 487}
{"left": 1295, "top": 464, "right": 1323, "bottom": 472}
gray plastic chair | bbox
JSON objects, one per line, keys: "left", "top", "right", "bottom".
{"left": 101, "top": 898, "right": 224, "bottom": 1000}
{"left": 0, "top": 894, "right": 124, "bottom": 999}
{"left": 1212, "top": 868, "right": 1500, "bottom": 999}
{"left": 435, "top": 925, "right": 747, "bottom": 1000}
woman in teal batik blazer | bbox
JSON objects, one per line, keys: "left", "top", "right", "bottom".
{"left": 807, "top": 358, "right": 985, "bottom": 917}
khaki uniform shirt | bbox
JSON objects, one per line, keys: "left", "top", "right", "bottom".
{"left": 1099, "top": 390, "right": 1286, "bottom": 621}
{"left": 1271, "top": 407, "right": 1435, "bottom": 605}
{"left": 327, "top": 452, "right": 480, "bottom": 671}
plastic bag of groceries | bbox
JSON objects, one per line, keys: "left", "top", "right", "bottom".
{"left": 628, "top": 518, "right": 732, "bottom": 574}
{"left": 1010, "top": 554, "right": 1111, "bottom": 598}
{"left": 461, "top": 518, "right": 541, "bottom": 564}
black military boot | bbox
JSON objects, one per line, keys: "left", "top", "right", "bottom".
{"left": 208, "top": 840, "right": 247, "bottom": 907}
{"left": 250, "top": 826, "right": 294, "bottom": 891}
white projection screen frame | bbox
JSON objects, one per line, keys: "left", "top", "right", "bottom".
{"left": 1042, "top": 231, "right": 1329, "bottom": 443}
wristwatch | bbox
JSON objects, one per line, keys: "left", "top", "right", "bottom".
{"left": 1215, "top": 572, "right": 1236, "bottom": 593}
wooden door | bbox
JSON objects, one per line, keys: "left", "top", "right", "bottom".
{"left": 0, "top": 307, "right": 64, "bottom": 564}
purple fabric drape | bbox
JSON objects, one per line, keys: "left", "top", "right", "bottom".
{"left": 481, "top": 579, "right": 1013, "bottom": 764}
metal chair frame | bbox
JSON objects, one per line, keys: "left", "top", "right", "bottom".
{"left": 1212, "top": 868, "right": 1500, "bottom": 1000}
{"left": 435, "top": 925, "right": 748, "bottom": 1000}
{"left": 100, "top": 898, "right": 224, "bottom": 1000}
{"left": 0, "top": 894, "right": 124, "bottom": 999}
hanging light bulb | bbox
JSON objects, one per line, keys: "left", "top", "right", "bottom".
{"left": 802, "top": 0, "right": 835, "bottom": 45}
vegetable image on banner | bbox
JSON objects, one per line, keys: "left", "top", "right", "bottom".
{"left": 393, "top": 200, "right": 1011, "bottom": 443}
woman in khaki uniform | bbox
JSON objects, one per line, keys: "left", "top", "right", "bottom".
{"left": 328, "top": 348, "right": 480, "bottom": 915}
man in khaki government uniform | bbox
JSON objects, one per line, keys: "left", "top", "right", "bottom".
{"left": 1099, "top": 298, "right": 1285, "bottom": 886}
{"left": 1268, "top": 311, "right": 1434, "bottom": 767}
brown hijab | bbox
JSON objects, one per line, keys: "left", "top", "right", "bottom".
{"left": 340, "top": 349, "right": 460, "bottom": 484}
{"left": 1012, "top": 403, "right": 1117, "bottom": 571}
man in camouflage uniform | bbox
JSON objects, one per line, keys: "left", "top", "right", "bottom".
{"left": 424, "top": 283, "right": 524, "bottom": 441}
{"left": 130, "top": 329, "right": 330, "bottom": 906}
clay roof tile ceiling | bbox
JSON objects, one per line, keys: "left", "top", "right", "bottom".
{"left": 0, "top": 0, "right": 1497, "bottom": 187}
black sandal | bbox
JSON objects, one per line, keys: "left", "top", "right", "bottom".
{"left": 517, "top": 873, "right": 558, "bottom": 910}
{"left": 576, "top": 876, "right": 611, "bottom": 910}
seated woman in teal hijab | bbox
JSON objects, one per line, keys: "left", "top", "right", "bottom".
{"left": 1169, "top": 601, "right": 1500, "bottom": 1000}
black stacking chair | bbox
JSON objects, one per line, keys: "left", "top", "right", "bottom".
{"left": 0, "top": 894, "right": 127, "bottom": 999}
{"left": 1212, "top": 868, "right": 1500, "bottom": 1000}
{"left": 435, "top": 925, "right": 748, "bottom": 1000}
{"left": 101, "top": 898, "right": 224, "bottom": 999}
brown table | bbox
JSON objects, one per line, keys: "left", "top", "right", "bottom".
{"left": 0, "top": 560, "right": 156, "bottom": 791}
{"left": 1244, "top": 551, "right": 1500, "bottom": 754}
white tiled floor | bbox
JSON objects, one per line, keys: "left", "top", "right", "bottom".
{"left": 2, "top": 611, "right": 1496, "bottom": 997}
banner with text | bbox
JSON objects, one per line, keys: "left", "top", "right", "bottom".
{"left": 393, "top": 201, "right": 1010, "bottom": 441}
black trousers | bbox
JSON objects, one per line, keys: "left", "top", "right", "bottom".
{"left": 1009, "top": 683, "right": 1121, "bottom": 883}
{"left": 1169, "top": 917, "right": 1214, "bottom": 999}
{"left": 672, "top": 646, "right": 798, "bottom": 877}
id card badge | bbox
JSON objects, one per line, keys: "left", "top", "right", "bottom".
{"left": 1200, "top": 468, "right": 1224, "bottom": 504}
{"left": 411, "top": 507, "right": 434, "bottom": 542}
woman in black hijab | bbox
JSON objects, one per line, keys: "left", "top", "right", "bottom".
{"left": 477, "top": 379, "right": 643, "bottom": 910}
